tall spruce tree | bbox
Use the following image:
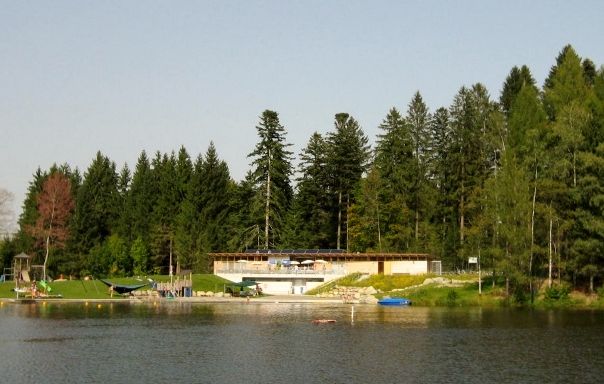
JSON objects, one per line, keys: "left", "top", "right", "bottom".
{"left": 197, "top": 142, "right": 232, "bottom": 270}
{"left": 248, "top": 110, "right": 293, "bottom": 249}
{"left": 175, "top": 154, "right": 204, "bottom": 270}
{"left": 429, "top": 107, "right": 458, "bottom": 260}
{"left": 71, "top": 152, "right": 119, "bottom": 274}
{"left": 283, "top": 132, "right": 332, "bottom": 248}
{"left": 128, "top": 151, "right": 155, "bottom": 244}
{"left": 326, "top": 113, "right": 370, "bottom": 251}
{"left": 500, "top": 65, "right": 537, "bottom": 116}
{"left": 150, "top": 152, "right": 179, "bottom": 271}
{"left": 406, "top": 92, "right": 434, "bottom": 248}
{"left": 16, "top": 167, "right": 46, "bottom": 255}
{"left": 374, "top": 108, "right": 414, "bottom": 251}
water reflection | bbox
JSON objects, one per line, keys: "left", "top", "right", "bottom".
{"left": 1, "top": 302, "right": 603, "bottom": 383}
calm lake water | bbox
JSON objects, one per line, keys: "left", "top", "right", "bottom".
{"left": 1, "top": 301, "right": 603, "bottom": 384}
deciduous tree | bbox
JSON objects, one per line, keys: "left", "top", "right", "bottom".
{"left": 28, "top": 172, "right": 74, "bottom": 280}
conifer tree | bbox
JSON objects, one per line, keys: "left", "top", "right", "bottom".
{"left": 128, "top": 151, "right": 155, "bottom": 243}
{"left": 71, "top": 152, "right": 119, "bottom": 274}
{"left": 326, "top": 113, "right": 370, "bottom": 250}
{"left": 175, "top": 154, "right": 204, "bottom": 270}
{"left": 283, "top": 132, "right": 332, "bottom": 248}
{"left": 248, "top": 110, "right": 293, "bottom": 249}
{"left": 374, "top": 108, "right": 414, "bottom": 251}
{"left": 197, "top": 143, "right": 232, "bottom": 270}
{"left": 406, "top": 92, "right": 434, "bottom": 247}
{"left": 16, "top": 167, "right": 46, "bottom": 254}
{"left": 500, "top": 65, "right": 537, "bottom": 116}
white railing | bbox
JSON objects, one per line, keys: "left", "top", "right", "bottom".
{"left": 215, "top": 267, "right": 345, "bottom": 275}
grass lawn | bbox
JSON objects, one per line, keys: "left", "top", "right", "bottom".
{"left": 0, "top": 274, "right": 234, "bottom": 300}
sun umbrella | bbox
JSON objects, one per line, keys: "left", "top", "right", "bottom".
{"left": 301, "top": 260, "right": 314, "bottom": 265}
{"left": 314, "top": 259, "right": 327, "bottom": 264}
{"left": 289, "top": 260, "right": 300, "bottom": 265}
{"left": 236, "top": 259, "right": 248, "bottom": 263}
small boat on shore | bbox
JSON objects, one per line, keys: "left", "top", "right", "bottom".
{"left": 378, "top": 297, "right": 411, "bottom": 306}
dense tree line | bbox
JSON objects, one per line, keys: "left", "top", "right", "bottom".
{"left": 2, "top": 45, "right": 603, "bottom": 297}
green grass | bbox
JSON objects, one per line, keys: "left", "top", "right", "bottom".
{"left": 0, "top": 274, "right": 233, "bottom": 300}
{"left": 306, "top": 273, "right": 433, "bottom": 295}
{"left": 403, "top": 281, "right": 504, "bottom": 307}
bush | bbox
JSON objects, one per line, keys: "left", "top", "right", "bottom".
{"left": 544, "top": 285, "right": 570, "bottom": 301}
{"left": 446, "top": 289, "right": 458, "bottom": 306}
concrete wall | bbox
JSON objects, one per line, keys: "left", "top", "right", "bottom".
{"left": 390, "top": 260, "right": 428, "bottom": 275}
{"left": 343, "top": 261, "right": 378, "bottom": 275}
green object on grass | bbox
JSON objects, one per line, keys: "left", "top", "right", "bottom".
{"left": 39, "top": 280, "right": 52, "bottom": 292}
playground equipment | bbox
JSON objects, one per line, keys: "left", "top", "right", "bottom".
{"left": 8, "top": 253, "right": 58, "bottom": 298}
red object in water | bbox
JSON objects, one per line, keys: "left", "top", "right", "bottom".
{"left": 312, "top": 319, "right": 337, "bottom": 324}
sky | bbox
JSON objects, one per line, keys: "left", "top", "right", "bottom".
{"left": 1, "top": 0, "right": 603, "bottom": 234}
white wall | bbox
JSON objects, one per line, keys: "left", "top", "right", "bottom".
{"left": 390, "top": 260, "right": 428, "bottom": 275}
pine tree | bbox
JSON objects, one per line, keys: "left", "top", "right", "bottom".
{"left": 326, "top": 113, "right": 370, "bottom": 250}
{"left": 128, "top": 151, "right": 155, "bottom": 243}
{"left": 16, "top": 168, "right": 46, "bottom": 254}
{"left": 175, "top": 154, "right": 204, "bottom": 270}
{"left": 348, "top": 166, "right": 383, "bottom": 252}
{"left": 500, "top": 65, "right": 537, "bottom": 116}
{"left": 374, "top": 108, "right": 414, "bottom": 251}
{"left": 198, "top": 142, "right": 232, "bottom": 270}
{"left": 70, "top": 152, "right": 119, "bottom": 273}
{"left": 406, "top": 92, "right": 434, "bottom": 248}
{"left": 150, "top": 152, "right": 178, "bottom": 271}
{"left": 115, "top": 164, "right": 131, "bottom": 241}
{"left": 283, "top": 132, "right": 332, "bottom": 248}
{"left": 247, "top": 110, "right": 293, "bottom": 249}
{"left": 447, "top": 85, "right": 501, "bottom": 267}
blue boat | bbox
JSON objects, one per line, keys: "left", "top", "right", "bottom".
{"left": 378, "top": 297, "right": 412, "bottom": 306}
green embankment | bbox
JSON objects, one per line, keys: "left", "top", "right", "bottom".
{"left": 0, "top": 274, "right": 233, "bottom": 300}
{"left": 309, "top": 273, "right": 604, "bottom": 308}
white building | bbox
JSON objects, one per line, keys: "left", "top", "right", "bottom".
{"left": 210, "top": 249, "right": 438, "bottom": 295}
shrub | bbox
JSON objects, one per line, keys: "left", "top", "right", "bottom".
{"left": 446, "top": 289, "right": 458, "bottom": 306}
{"left": 596, "top": 286, "right": 604, "bottom": 299}
{"left": 544, "top": 285, "right": 570, "bottom": 301}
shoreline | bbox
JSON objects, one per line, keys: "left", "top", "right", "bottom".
{"left": 0, "top": 294, "right": 347, "bottom": 305}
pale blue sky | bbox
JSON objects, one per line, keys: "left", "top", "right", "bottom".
{"left": 1, "top": 0, "right": 603, "bottom": 232}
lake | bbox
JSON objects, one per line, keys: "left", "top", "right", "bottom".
{"left": 1, "top": 301, "right": 603, "bottom": 383}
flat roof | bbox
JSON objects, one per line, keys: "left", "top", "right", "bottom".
{"left": 210, "top": 251, "right": 433, "bottom": 261}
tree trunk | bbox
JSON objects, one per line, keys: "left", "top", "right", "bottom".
{"left": 478, "top": 247, "right": 482, "bottom": 295}
{"left": 572, "top": 150, "right": 577, "bottom": 188}
{"left": 265, "top": 150, "right": 271, "bottom": 249}
{"left": 346, "top": 194, "right": 350, "bottom": 252}
{"left": 460, "top": 180, "right": 465, "bottom": 244}
{"left": 337, "top": 190, "right": 342, "bottom": 250}
{"left": 44, "top": 234, "right": 50, "bottom": 281}
{"left": 590, "top": 275, "right": 594, "bottom": 294}
{"left": 529, "top": 166, "right": 537, "bottom": 303}
{"left": 415, "top": 206, "right": 419, "bottom": 243}
{"left": 548, "top": 214, "right": 553, "bottom": 288}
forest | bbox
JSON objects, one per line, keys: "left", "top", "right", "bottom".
{"left": 1, "top": 45, "right": 603, "bottom": 296}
